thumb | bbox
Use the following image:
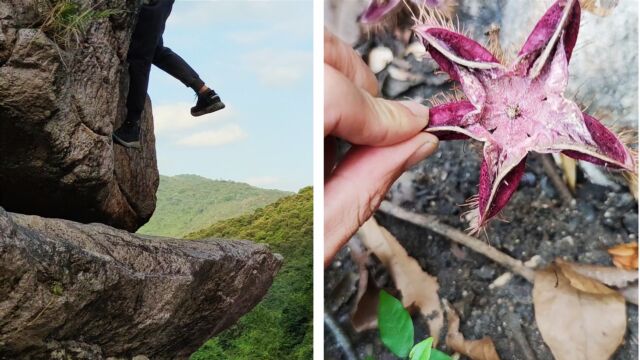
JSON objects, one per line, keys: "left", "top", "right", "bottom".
{"left": 324, "top": 132, "right": 438, "bottom": 266}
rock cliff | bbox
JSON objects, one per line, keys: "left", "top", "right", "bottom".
{"left": 0, "top": 0, "right": 158, "bottom": 232}
{"left": 0, "top": 2, "right": 284, "bottom": 358}
{"left": 0, "top": 207, "right": 283, "bottom": 358}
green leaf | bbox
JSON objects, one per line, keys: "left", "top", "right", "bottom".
{"left": 364, "top": 356, "right": 375, "bottom": 360}
{"left": 409, "top": 337, "right": 432, "bottom": 360}
{"left": 429, "top": 349, "right": 453, "bottom": 360}
{"left": 378, "top": 290, "right": 414, "bottom": 358}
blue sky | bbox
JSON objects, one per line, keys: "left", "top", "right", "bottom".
{"left": 148, "top": 0, "right": 313, "bottom": 192}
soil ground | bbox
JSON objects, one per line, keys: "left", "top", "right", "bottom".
{"left": 325, "top": 140, "right": 638, "bottom": 360}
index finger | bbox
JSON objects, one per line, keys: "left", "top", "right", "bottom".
{"left": 324, "top": 29, "right": 379, "bottom": 96}
{"left": 324, "top": 65, "right": 429, "bottom": 145}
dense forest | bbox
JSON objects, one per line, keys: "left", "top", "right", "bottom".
{"left": 188, "top": 187, "right": 313, "bottom": 359}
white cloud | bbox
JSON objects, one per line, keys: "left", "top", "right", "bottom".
{"left": 169, "top": 1, "right": 311, "bottom": 34}
{"left": 177, "top": 124, "right": 248, "bottom": 147}
{"left": 244, "top": 176, "right": 281, "bottom": 187}
{"left": 153, "top": 103, "right": 235, "bottom": 134}
{"left": 244, "top": 50, "right": 312, "bottom": 87}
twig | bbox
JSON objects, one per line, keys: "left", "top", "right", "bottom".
{"left": 504, "top": 312, "right": 537, "bottom": 360}
{"left": 377, "top": 201, "right": 535, "bottom": 282}
{"left": 539, "top": 154, "right": 574, "bottom": 205}
{"left": 324, "top": 310, "right": 358, "bottom": 360}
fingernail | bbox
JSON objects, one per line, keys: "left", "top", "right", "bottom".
{"left": 399, "top": 100, "right": 429, "bottom": 124}
{"left": 405, "top": 133, "right": 438, "bottom": 169}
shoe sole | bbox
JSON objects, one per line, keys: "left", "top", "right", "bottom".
{"left": 191, "top": 101, "right": 226, "bottom": 117}
{"left": 113, "top": 134, "right": 141, "bottom": 149}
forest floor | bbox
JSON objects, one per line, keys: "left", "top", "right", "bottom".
{"left": 325, "top": 140, "right": 638, "bottom": 359}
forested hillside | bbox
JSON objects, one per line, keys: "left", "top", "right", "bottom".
{"left": 138, "top": 175, "right": 290, "bottom": 237}
{"left": 189, "top": 187, "right": 313, "bottom": 359}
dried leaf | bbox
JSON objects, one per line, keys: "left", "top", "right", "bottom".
{"left": 349, "top": 239, "right": 380, "bottom": 331}
{"left": 556, "top": 260, "right": 617, "bottom": 295}
{"left": 579, "top": 0, "right": 619, "bottom": 16}
{"left": 358, "top": 218, "right": 443, "bottom": 344}
{"left": 351, "top": 271, "right": 380, "bottom": 332}
{"left": 560, "top": 154, "right": 577, "bottom": 192}
{"left": 608, "top": 242, "right": 638, "bottom": 270}
{"left": 618, "top": 283, "right": 638, "bottom": 305}
{"left": 556, "top": 258, "right": 638, "bottom": 288}
{"left": 444, "top": 301, "right": 500, "bottom": 360}
{"left": 533, "top": 266, "right": 626, "bottom": 360}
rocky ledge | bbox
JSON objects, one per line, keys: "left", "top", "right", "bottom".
{"left": 0, "top": 207, "right": 282, "bottom": 359}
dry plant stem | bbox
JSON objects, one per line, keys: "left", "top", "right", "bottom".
{"left": 324, "top": 310, "right": 358, "bottom": 360}
{"left": 378, "top": 201, "right": 536, "bottom": 282}
{"left": 504, "top": 312, "right": 537, "bottom": 360}
{"left": 539, "top": 154, "right": 574, "bottom": 205}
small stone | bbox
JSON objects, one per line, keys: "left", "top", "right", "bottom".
{"left": 520, "top": 172, "right": 537, "bottom": 187}
{"left": 368, "top": 46, "right": 393, "bottom": 73}
{"left": 602, "top": 216, "right": 619, "bottom": 230}
{"left": 576, "top": 201, "right": 597, "bottom": 223}
{"left": 614, "top": 193, "right": 635, "bottom": 209}
{"left": 489, "top": 272, "right": 513, "bottom": 289}
{"left": 554, "top": 236, "right": 575, "bottom": 254}
{"left": 541, "top": 177, "right": 557, "bottom": 198}
{"left": 623, "top": 213, "right": 638, "bottom": 233}
{"left": 473, "top": 265, "right": 496, "bottom": 280}
{"left": 404, "top": 42, "right": 426, "bottom": 59}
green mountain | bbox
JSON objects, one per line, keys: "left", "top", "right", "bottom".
{"left": 189, "top": 187, "right": 313, "bottom": 360}
{"left": 137, "top": 175, "right": 291, "bottom": 238}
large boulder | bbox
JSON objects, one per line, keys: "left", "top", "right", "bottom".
{"left": 0, "top": 207, "right": 283, "bottom": 359}
{"left": 0, "top": 0, "right": 158, "bottom": 232}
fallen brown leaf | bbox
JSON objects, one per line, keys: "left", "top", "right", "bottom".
{"left": 533, "top": 265, "right": 626, "bottom": 360}
{"left": 556, "top": 258, "right": 638, "bottom": 288}
{"left": 619, "top": 283, "right": 638, "bottom": 305}
{"left": 358, "top": 218, "right": 443, "bottom": 344}
{"left": 347, "top": 238, "right": 380, "bottom": 332}
{"left": 607, "top": 242, "right": 638, "bottom": 270}
{"left": 350, "top": 271, "right": 381, "bottom": 332}
{"left": 444, "top": 301, "right": 500, "bottom": 360}
{"left": 555, "top": 260, "right": 617, "bottom": 295}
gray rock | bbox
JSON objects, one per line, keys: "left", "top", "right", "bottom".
{"left": 623, "top": 212, "right": 638, "bottom": 234}
{"left": 472, "top": 265, "right": 496, "bottom": 280}
{"left": 519, "top": 172, "right": 537, "bottom": 187}
{"left": 0, "top": 207, "right": 282, "bottom": 359}
{"left": 0, "top": 0, "right": 158, "bottom": 232}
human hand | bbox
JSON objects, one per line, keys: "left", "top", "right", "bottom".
{"left": 324, "top": 30, "right": 438, "bottom": 266}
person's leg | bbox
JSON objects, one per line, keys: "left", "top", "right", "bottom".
{"left": 114, "top": 0, "right": 174, "bottom": 148}
{"left": 152, "top": 35, "right": 225, "bottom": 116}
{"left": 153, "top": 42, "right": 206, "bottom": 93}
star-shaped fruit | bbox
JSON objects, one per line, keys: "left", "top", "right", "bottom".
{"left": 413, "top": 0, "right": 636, "bottom": 232}
{"left": 359, "top": 0, "right": 454, "bottom": 24}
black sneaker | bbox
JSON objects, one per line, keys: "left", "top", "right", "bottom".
{"left": 113, "top": 120, "right": 141, "bottom": 149}
{"left": 191, "top": 89, "right": 225, "bottom": 117}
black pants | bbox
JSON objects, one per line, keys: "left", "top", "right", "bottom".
{"left": 126, "top": 0, "right": 205, "bottom": 123}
